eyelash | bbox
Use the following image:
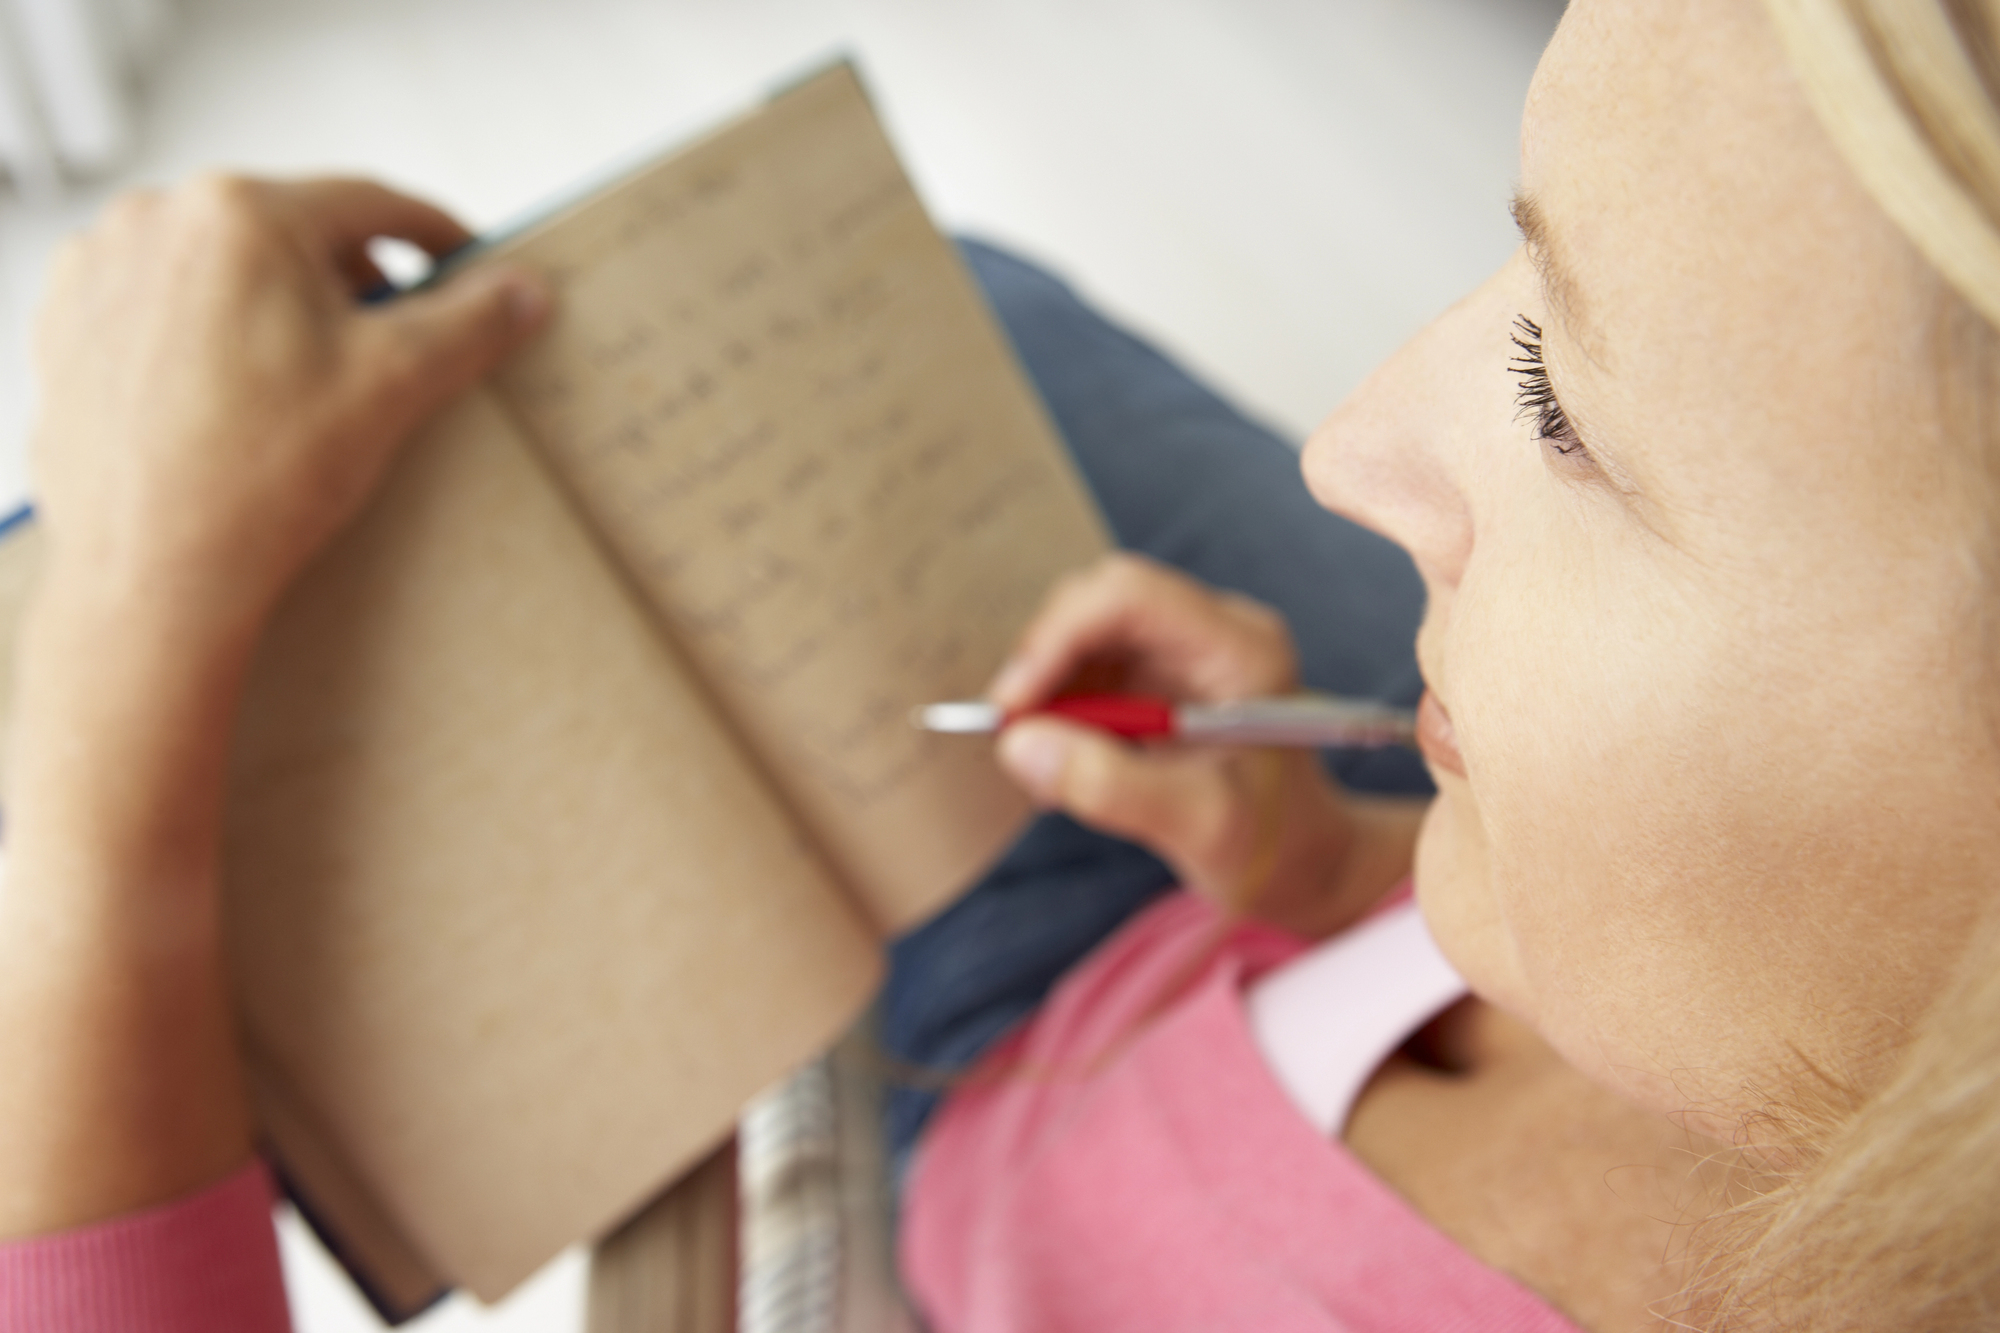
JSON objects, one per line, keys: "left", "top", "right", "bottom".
{"left": 1508, "top": 315, "right": 1586, "bottom": 457}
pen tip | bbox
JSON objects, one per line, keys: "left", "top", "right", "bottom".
{"left": 913, "top": 701, "right": 1003, "bottom": 734}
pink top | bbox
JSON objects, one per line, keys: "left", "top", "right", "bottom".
{"left": 0, "top": 892, "right": 1580, "bottom": 1333}
{"left": 900, "top": 890, "right": 1582, "bottom": 1333}
{"left": 0, "top": 1160, "right": 289, "bottom": 1333}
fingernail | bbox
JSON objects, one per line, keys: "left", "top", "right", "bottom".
{"left": 503, "top": 273, "right": 552, "bottom": 327}
{"left": 998, "top": 722, "right": 1071, "bottom": 800}
{"left": 988, "top": 656, "right": 1033, "bottom": 706}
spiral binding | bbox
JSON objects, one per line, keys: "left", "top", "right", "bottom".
{"left": 739, "top": 1059, "right": 843, "bottom": 1333}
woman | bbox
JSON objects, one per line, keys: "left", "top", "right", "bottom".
{"left": 903, "top": 2, "right": 2000, "bottom": 1327}
{"left": 4, "top": 1, "right": 1996, "bottom": 1330}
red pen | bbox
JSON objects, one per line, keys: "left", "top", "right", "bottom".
{"left": 913, "top": 693, "right": 1415, "bottom": 749}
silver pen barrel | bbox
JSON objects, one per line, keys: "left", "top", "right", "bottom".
{"left": 1175, "top": 695, "right": 1416, "bottom": 748}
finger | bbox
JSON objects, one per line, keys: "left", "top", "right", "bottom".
{"left": 990, "top": 554, "right": 1187, "bottom": 706}
{"left": 990, "top": 553, "right": 1291, "bottom": 709}
{"left": 997, "top": 719, "right": 1236, "bottom": 866}
{"left": 338, "top": 251, "right": 390, "bottom": 298}
{"left": 93, "top": 185, "right": 166, "bottom": 241}
{"left": 280, "top": 177, "right": 475, "bottom": 274}
{"left": 39, "top": 231, "right": 94, "bottom": 314}
{"left": 347, "top": 263, "right": 553, "bottom": 430}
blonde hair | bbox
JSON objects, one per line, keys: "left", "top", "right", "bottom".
{"left": 1682, "top": 3, "right": 2000, "bottom": 1327}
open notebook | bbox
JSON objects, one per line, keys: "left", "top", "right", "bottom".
{"left": 0, "top": 61, "right": 1107, "bottom": 1319}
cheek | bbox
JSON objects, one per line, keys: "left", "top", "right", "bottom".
{"left": 1423, "top": 483, "right": 1989, "bottom": 1116}
{"left": 1418, "top": 479, "right": 1792, "bottom": 1098}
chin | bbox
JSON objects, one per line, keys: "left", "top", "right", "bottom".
{"left": 1410, "top": 776, "right": 1532, "bottom": 1020}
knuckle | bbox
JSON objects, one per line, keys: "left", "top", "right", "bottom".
{"left": 47, "top": 233, "right": 88, "bottom": 282}
{"left": 186, "top": 170, "right": 258, "bottom": 209}
{"left": 179, "top": 173, "right": 268, "bottom": 240}
{"left": 1072, "top": 552, "right": 1162, "bottom": 621}
{"left": 1100, "top": 550, "right": 1154, "bottom": 593}
{"left": 1222, "top": 593, "right": 1296, "bottom": 666}
{"left": 1232, "top": 593, "right": 1284, "bottom": 633}
{"left": 1050, "top": 562, "right": 1098, "bottom": 602}
{"left": 1214, "top": 585, "right": 1274, "bottom": 624}
{"left": 102, "top": 186, "right": 161, "bottom": 231}
{"left": 1035, "top": 564, "right": 1103, "bottom": 629}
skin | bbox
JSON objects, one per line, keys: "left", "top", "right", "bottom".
{"left": 4, "top": 0, "right": 1994, "bottom": 1328}
{"left": 1307, "top": 0, "right": 2000, "bottom": 1135}
{"left": 999, "top": 0, "right": 2000, "bottom": 1324}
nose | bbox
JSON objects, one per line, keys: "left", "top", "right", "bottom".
{"left": 1301, "top": 257, "right": 1524, "bottom": 594}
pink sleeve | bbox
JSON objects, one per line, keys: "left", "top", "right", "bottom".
{"left": 0, "top": 1160, "right": 291, "bottom": 1333}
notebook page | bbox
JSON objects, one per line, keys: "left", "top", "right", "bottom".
{"left": 488, "top": 64, "right": 1110, "bottom": 934}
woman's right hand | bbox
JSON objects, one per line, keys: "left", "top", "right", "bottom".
{"left": 30, "top": 175, "right": 550, "bottom": 641}
{"left": 989, "top": 553, "right": 1416, "bottom": 938}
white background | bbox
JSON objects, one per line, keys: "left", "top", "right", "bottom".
{"left": 0, "top": 0, "right": 1561, "bottom": 1327}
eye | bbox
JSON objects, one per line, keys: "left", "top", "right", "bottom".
{"left": 1509, "top": 315, "right": 1587, "bottom": 457}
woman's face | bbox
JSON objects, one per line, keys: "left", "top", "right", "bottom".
{"left": 1304, "top": 0, "right": 2000, "bottom": 1136}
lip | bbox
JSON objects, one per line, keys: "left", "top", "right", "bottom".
{"left": 1415, "top": 689, "right": 1466, "bottom": 778}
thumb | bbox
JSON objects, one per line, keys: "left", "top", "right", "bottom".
{"left": 351, "top": 264, "right": 553, "bottom": 425}
{"left": 998, "top": 719, "right": 1234, "bottom": 865}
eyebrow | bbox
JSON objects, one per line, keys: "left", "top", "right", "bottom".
{"left": 1510, "top": 190, "right": 1589, "bottom": 343}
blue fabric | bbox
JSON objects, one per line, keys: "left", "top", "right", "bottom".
{"left": 880, "top": 239, "right": 1432, "bottom": 1172}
